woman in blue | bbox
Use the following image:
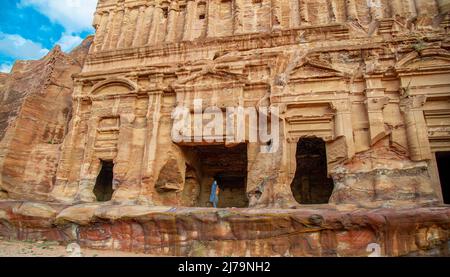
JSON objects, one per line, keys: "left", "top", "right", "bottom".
{"left": 209, "top": 179, "right": 219, "bottom": 208}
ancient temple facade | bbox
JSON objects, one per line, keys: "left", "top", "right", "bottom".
{"left": 47, "top": 0, "right": 450, "bottom": 210}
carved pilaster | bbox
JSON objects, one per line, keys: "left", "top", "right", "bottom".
{"left": 368, "top": 0, "right": 383, "bottom": 20}
{"left": 182, "top": 0, "right": 196, "bottom": 41}
{"left": 148, "top": 5, "right": 163, "bottom": 45}
{"left": 101, "top": 10, "right": 116, "bottom": 51}
{"left": 75, "top": 115, "right": 101, "bottom": 202}
{"left": 289, "top": 0, "right": 300, "bottom": 28}
{"left": 400, "top": 95, "right": 431, "bottom": 161}
{"left": 141, "top": 4, "right": 155, "bottom": 46}
{"left": 165, "top": 1, "right": 178, "bottom": 42}
{"left": 330, "top": 0, "right": 347, "bottom": 23}
{"left": 366, "top": 96, "right": 389, "bottom": 145}
{"left": 345, "top": 0, "right": 359, "bottom": 21}
{"left": 112, "top": 113, "right": 141, "bottom": 202}
{"left": 364, "top": 76, "right": 389, "bottom": 145}
{"left": 92, "top": 11, "right": 109, "bottom": 53}
{"left": 109, "top": 7, "right": 125, "bottom": 50}
{"left": 415, "top": 0, "right": 438, "bottom": 25}
{"left": 116, "top": 7, "right": 129, "bottom": 48}
{"left": 132, "top": 6, "right": 146, "bottom": 47}
{"left": 331, "top": 99, "right": 355, "bottom": 160}
{"left": 124, "top": 7, "right": 140, "bottom": 48}
{"left": 233, "top": 0, "right": 244, "bottom": 34}
{"left": 271, "top": 0, "right": 282, "bottom": 30}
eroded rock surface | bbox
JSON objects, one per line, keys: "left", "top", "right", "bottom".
{"left": 0, "top": 0, "right": 449, "bottom": 257}
{"left": 0, "top": 38, "right": 93, "bottom": 201}
{"left": 0, "top": 201, "right": 449, "bottom": 257}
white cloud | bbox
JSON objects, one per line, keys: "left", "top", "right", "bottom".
{"left": 18, "top": 0, "right": 97, "bottom": 34}
{"left": 0, "top": 63, "right": 13, "bottom": 73}
{"left": 56, "top": 33, "right": 83, "bottom": 52}
{"left": 0, "top": 32, "right": 49, "bottom": 60}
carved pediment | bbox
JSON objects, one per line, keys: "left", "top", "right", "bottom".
{"left": 396, "top": 48, "right": 450, "bottom": 72}
{"left": 289, "top": 58, "right": 345, "bottom": 80}
{"left": 90, "top": 77, "right": 137, "bottom": 98}
{"left": 173, "top": 70, "right": 248, "bottom": 91}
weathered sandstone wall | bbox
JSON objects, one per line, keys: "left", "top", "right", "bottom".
{"left": 0, "top": 38, "right": 93, "bottom": 201}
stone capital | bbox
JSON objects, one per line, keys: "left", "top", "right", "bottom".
{"left": 331, "top": 100, "right": 351, "bottom": 113}
{"left": 120, "top": 113, "right": 137, "bottom": 124}
{"left": 366, "top": 96, "right": 389, "bottom": 111}
{"left": 400, "top": 95, "right": 427, "bottom": 113}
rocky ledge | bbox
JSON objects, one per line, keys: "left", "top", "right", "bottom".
{"left": 0, "top": 201, "right": 449, "bottom": 257}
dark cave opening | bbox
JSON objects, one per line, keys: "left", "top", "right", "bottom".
{"left": 182, "top": 144, "right": 249, "bottom": 208}
{"left": 436, "top": 152, "right": 450, "bottom": 204}
{"left": 94, "top": 160, "right": 114, "bottom": 202}
{"left": 290, "top": 137, "right": 334, "bottom": 204}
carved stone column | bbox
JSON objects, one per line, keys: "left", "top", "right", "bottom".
{"left": 117, "top": 7, "right": 131, "bottom": 48}
{"left": 124, "top": 7, "right": 140, "bottom": 48}
{"left": 112, "top": 113, "right": 141, "bottom": 203}
{"left": 271, "top": 0, "right": 282, "bottom": 30}
{"left": 148, "top": 5, "right": 163, "bottom": 45}
{"left": 403, "top": 0, "right": 418, "bottom": 19}
{"left": 139, "top": 88, "right": 164, "bottom": 204}
{"left": 332, "top": 99, "right": 355, "bottom": 160}
{"left": 109, "top": 7, "right": 125, "bottom": 50}
{"left": 345, "top": 0, "right": 359, "bottom": 21}
{"left": 289, "top": 0, "right": 300, "bottom": 28}
{"left": 400, "top": 95, "right": 432, "bottom": 161}
{"left": 233, "top": 0, "right": 244, "bottom": 34}
{"left": 415, "top": 0, "right": 439, "bottom": 26}
{"left": 299, "top": 0, "right": 309, "bottom": 25}
{"left": 182, "top": 0, "right": 196, "bottom": 41}
{"left": 101, "top": 10, "right": 116, "bottom": 51}
{"left": 76, "top": 115, "right": 100, "bottom": 202}
{"left": 368, "top": 0, "right": 383, "bottom": 20}
{"left": 165, "top": 1, "right": 178, "bottom": 43}
{"left": 366, "top": 96, "right": 389, "bottom": 145}
{"left": 364, "top": 76, "right": 389, "bottom": 145}
{"left": 140, "top": 3, "right": 155, "bottom": 46}
{"left": 132, "top": 6, "right": 147, "bottom": 47}
{"left": 92, "top": 11, "right": 110, "bottom": 53}
{"left": 330, "top": 0, "right": 347, "bottom": 23}
{"left": 51, "top": 94, "right": 85, "bottom": 203}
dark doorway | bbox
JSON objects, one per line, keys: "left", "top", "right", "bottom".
{"left": 436, "top": 152, "right": 450, "bottom": 204}
{"left": 216, "top": 175, "right": 248, "bottom": 208}
{"left": 180, "top": 144, "right": 249, "bottom": 208}
{"left": 94, "top": 160, "right": 114, "bottom": 202}
{"left": 290, "top": 137, "right": 334, "bottom": 204}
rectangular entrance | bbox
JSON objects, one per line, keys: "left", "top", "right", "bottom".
{"left": 436, "top": 152, "right": 450, "bottom": 204}
{"left": 94, "top": 160, "right": 114, "bottom": 202}
{"left": 290, "top": 137, "right": 334, "bottom": 204}
{"left": 181, "top": 144, "right": 248, "bottom": 208}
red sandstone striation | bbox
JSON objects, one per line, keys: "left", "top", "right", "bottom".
{"left": 0, "top": 201, "right": 449, "bottom": 257}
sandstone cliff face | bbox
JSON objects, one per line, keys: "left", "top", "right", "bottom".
{"left": 47, "top": 0, "right": 450, "bottom": 208}
{"left": 0, "top": 0, "right": 449, "bottom": 257}
{"left": 0, "top": 37, "right": 93, "bottom": 201}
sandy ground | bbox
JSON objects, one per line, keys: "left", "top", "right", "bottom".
{"left": 0, "top": 239, "right": 158, "bottom": 257}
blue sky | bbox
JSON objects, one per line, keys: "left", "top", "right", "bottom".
{"left": 0, "top": 0, "right": 98, "bottom": 73}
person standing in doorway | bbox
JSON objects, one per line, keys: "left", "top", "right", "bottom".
{"left": 209, "top": 179, "right": 220, "bottom": 208}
